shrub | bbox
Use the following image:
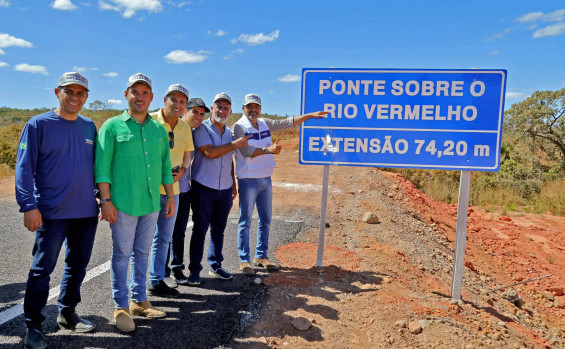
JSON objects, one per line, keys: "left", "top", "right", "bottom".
{"left": 0, "top": 124, "right": 24, "bottom": 169}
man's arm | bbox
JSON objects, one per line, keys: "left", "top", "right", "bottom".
{"left": 95, "top": 121, "right": 117, "bottom": 223}
{"left": 174, "top": 151, "right": 191, "bottom": 182}
{"left": 198, "top": 135, "right": 251, "bottom": 159}
{"left": 98, "top": 182, "right": 117, "bottom": 223}
{"left": 15, "top": 122, "right": 42, "bottom": 232}
{"left": 231, "top": 158, "right": 237, "bottom": 200}
{"left": 163, "top": 183, "right": 176, "bottom": 218}
{"left": 291, "top": 111, "right": 329, "bottom": 126}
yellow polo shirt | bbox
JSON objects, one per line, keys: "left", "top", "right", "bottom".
{"left": 151, "top": 109, "right": 194, "bottom": 195}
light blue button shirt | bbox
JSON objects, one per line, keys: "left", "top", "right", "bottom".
{"left": 191, "top": 119, "right": 233, "bottom": 190}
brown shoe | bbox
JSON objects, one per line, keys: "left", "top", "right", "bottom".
{"left": 253, "top": 258, "right": 279, "bottom": 271}
{"left": 129, "top": 300, "right": 166, "bottom": 319}
{"left": 114, "top": 308, "right": 135, "bottom": 333}
{"left": 240, "top": 262, "right": 256, "bottom": 276}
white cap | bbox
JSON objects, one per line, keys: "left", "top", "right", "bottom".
{"left": 243, "top": 93, "right": 261, "bottom": 106}
{"left": 58, "top": 72, "right": 89, "bottom": 91}
{"left": 166, "top": 84, "right": 189, "bottom": 100}
{"left": 127, "top": 73, "right": 152, "bottom": 89}
{"left": 213, "top": 92, "right": 231, "bottom": 104}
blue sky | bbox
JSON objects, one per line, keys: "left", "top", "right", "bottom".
{"left": 0, "top": 0, "right": 564, "bottom": 116}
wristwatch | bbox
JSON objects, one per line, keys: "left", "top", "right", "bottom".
{"left": 263, "top": 148, "right": 269, "bottom": 154}
{"left": 100, "top": 198, "right": 112, "bottom": 206}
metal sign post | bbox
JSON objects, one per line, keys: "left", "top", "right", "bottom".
{"left": 316, "top": 165, "right": 330, "bottom": 266}
{"left": 450, "top": 170, "right": 471, "bottom": 300}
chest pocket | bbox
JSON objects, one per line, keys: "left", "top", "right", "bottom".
{"left": 115, "top": 133, "right": 137, "bottom": 155}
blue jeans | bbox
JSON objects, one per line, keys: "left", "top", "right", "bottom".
{"left": 237, "top": 177, "right": 273, "bottom": 262}
{"left": 23, "top": 217, "right": 98, "bottom": 329}
{"left": 110, "top": 210, "right": 159, "bottom": 309}
{"left": 166, "top": 190, "right": 191, "bottom": 276}
{"left": 149, "top": 194, "right": 179, "bottom": 286}
{"left": 188, "top": 180, "right": 232, "bottom": 274}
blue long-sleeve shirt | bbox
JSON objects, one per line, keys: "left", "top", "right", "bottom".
{"left": 15, "top": 111, "right": 99, "bottom": 219}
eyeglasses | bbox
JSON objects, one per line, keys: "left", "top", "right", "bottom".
{"left": 168, "top": 131, "right": 174, "bottom": 149}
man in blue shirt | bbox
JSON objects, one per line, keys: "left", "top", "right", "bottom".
{"left": 15, "top": 72, "right": 99, "bottom": 349}
{"left": 187, "top": 92, "right": 250, "bottom": 285}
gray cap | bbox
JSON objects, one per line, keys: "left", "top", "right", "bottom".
{"left": 243, "top": 93, "right": 261, "bottom": 106}
{"left": 187, "top": 98, "right": 210, "bottom": 112}
{"left": 127, "top": 73, "right": 152, "bottom": 89}
{"left": 165, "top": 83, "right": 189, "bottom": 100}
{"left": 58, "top": 72, "right": 89, "bottom": 91}
{"left": 213, "top": 92, "right": 231, "bottom": 104}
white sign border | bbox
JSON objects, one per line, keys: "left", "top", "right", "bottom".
{"left": 299, "top": 69, "right": 507, "bottom": 171}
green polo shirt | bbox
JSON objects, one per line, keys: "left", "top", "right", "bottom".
{"left": 95, "top": 110, "right": 174, "bottom": 216}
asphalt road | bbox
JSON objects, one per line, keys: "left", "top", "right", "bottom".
{"left": 0, "top": 197, "right": 316, "bottom": 348}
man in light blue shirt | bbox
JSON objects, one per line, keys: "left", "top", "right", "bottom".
{"left": 186, "top": 92, "right": 250, "bottom": 285}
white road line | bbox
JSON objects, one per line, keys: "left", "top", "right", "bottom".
{"left": 0, "top": 221, "right": 195, "bottom": 326}
{"left": 272, "top": 182, "right": 341, "bottom": 193}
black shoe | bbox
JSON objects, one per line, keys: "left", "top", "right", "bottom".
{"left": 148, "top": 280, "right": 180, "bottom": 298}
{"left": 23, "top": 327, "right": 47, "bottom": 349}
{"left": 57, "top": 312, "right": 96, "bottom": 333}
{"left": 172, "top": 270, "right": 189, "bottom": 285}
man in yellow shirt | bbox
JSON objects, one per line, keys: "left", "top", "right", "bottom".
{"left": 148, "top": 84, "right": 194, "bottom": 298}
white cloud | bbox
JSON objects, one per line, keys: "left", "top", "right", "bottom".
{"left": 164, "top": 49, "right": 210, "bottom": 64}
{"left": 99, "top": 0, "right": 162, "bottom": 18}
{"left": 72, "top": 66, "right": 98, "bottom": 72}
{"left": 489, "top": 50, "right": 500, "bottom": 55}
{"left": 215, "top": 29, "right": 227, "bottom": 37}
{"left": 533, "top": 22, "right": 565, "bottom": 38}
{"left": 277, "top": 74, "right": 300, "bottom": 83}
{"left": 166, "top": 0, "right": 189, "bottom": 8}
{"left": 103, "top": 71, "right": 118, "bottom": 77}
{"left": 51, "top": 0, "right": 77, "bottom": 11}
{"left": 0, "top": 49, "right": 4, "bottom": 55}
{"left": 232, "top": 30, "right": 280, "bottom": 46}
{"left": 0, "top": 33, "right": 33, "bottom": 50}
{"left": 486, "top": 28, "right": 511, "bottom": 42}
{"left": 516, "top": 9, "right": 565, "bottom": 23}
{"left": 0, "top": 62, "right": 8, "bottom": 68}
{"left": 107, "top": 99, "right": 122, "bottom": 105}
{"left": 14, "top": 63, "right": 49, "bottom": 75}
{"left": 0, "top": 0, "right": 9, "bottom": 7}
{"left": 506, "top": 92, "right": 526, "bottom": 99}
{"left": 223, "top": 48, "right": 245, "bottom": 60}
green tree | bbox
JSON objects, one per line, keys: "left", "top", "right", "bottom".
{"left": 505, "top": 88, "right": 565, "bottom": 176}
{"left": 88, "top": 100, "right": 108, "bottom": 111}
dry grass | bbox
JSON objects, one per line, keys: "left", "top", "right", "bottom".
{"left": 0, "top": 164, "right": 13, "bottom": 177}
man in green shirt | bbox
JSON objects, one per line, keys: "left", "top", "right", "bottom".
{"left": 95, "top": 73, "right": 176, "bottom": 333}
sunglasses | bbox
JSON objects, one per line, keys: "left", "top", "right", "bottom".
{"left": 168, "top": 131, "right": 174, "bottom": 149}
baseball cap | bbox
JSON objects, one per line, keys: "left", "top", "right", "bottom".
{"left": 213, "top": 92, "right": 231, "bottom": 104}
{"left": 187, "top": 98, "right": 210, "bottom": 112}
{"left": 127, "top": 73, "right": 152, "bottom": 89}
{"left": 58, "top": 72, "right": 89, "bottom": 91}
{"left": 165, "top": 84, "right": 189, "bottom": 100}
{"left": 243, "top": 93, "right": 261, "bottom": 106}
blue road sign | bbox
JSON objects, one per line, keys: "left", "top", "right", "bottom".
{"left": 299, "top": 68, "right": 507, "bottom": 171}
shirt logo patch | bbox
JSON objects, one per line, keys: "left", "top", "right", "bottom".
{"left": 19, "top": 143, "right": 27, "bottom": 149}
{"left": 85, "top": 139, "right": 94, "bottom": 145}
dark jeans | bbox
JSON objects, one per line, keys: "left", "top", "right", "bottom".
{"left": 23, "top": 217, "right": 98, "bottom": 329}
{"left": 165, "top": 189, "right": 192, "bottom": 277}
{"left": 188, "top": 180, "right": 232, "bottom": 274}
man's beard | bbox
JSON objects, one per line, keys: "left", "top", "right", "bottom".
{"left": 213, "top": 114, "right": 226, "bottom": 125}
